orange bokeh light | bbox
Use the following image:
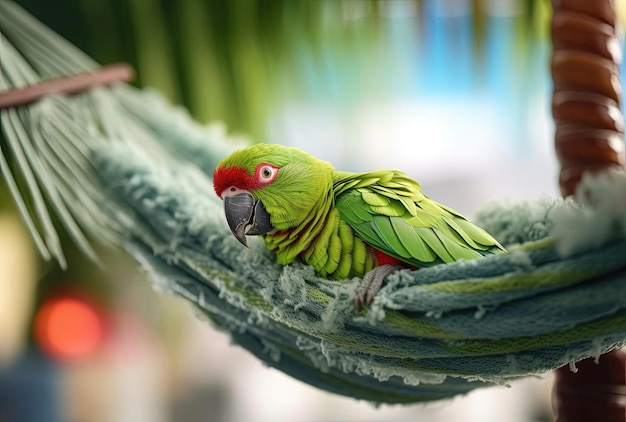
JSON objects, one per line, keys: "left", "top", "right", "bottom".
{"left": 34, "top": 297, "right": 105, "bottom": 360}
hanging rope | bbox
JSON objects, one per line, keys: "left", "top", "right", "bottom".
{"left": 1, "top": 1, "right": 625, "bottom": 404}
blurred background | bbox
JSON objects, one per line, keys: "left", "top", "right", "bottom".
{"left": 2, "top": 0, "right": 624, "bottom": 421}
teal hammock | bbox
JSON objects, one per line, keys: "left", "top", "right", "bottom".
{"left": 1, "top": 2, "right": 625, "bottom": 404}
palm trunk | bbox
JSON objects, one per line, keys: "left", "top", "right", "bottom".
{"left": 551, "top": 0, "right": 626, "bottom": 420}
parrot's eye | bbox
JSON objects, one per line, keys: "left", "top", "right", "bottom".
{"left": 256, "top": 164, "right": 278, "bottom": 184}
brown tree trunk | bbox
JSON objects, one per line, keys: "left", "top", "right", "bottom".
{"left": 551, "top": 0, "right": 626, "bottom": 420}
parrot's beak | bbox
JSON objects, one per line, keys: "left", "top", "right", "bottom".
{"left": 223, "top": 192, "right": 274, "bottom": 248}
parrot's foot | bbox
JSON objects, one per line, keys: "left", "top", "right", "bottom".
{"left": 355, "top": 265, "right": 401, "bottom": 310}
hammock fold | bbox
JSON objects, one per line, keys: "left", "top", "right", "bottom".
{"left": 1, "top": 1, "right": 626, "bottom": 404}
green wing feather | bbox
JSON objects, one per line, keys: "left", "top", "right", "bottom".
{"left": 334, "top": 170, "right": 505, "bottom": 268}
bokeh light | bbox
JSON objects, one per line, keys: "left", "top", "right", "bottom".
{"left": 34, "top": 296, "right": 106, "bottom": 360}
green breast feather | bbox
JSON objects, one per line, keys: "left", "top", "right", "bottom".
{"left": 333, "top": 170, "right": 506, "bottom": 268}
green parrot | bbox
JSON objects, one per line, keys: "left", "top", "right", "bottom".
{"left": 213, "top": 144, "right": 506, "bottom": 307}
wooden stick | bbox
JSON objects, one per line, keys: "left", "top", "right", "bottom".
{"left": 0, "top": 63, "right": 134, "bottom": 109}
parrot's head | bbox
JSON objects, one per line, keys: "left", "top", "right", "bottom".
{"left": 213, "top": 143, "right": 334, "bottom": 247}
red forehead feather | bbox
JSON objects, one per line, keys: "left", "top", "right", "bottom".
{"left": 213, "top": 166, "right": 259, "bottom": 198}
